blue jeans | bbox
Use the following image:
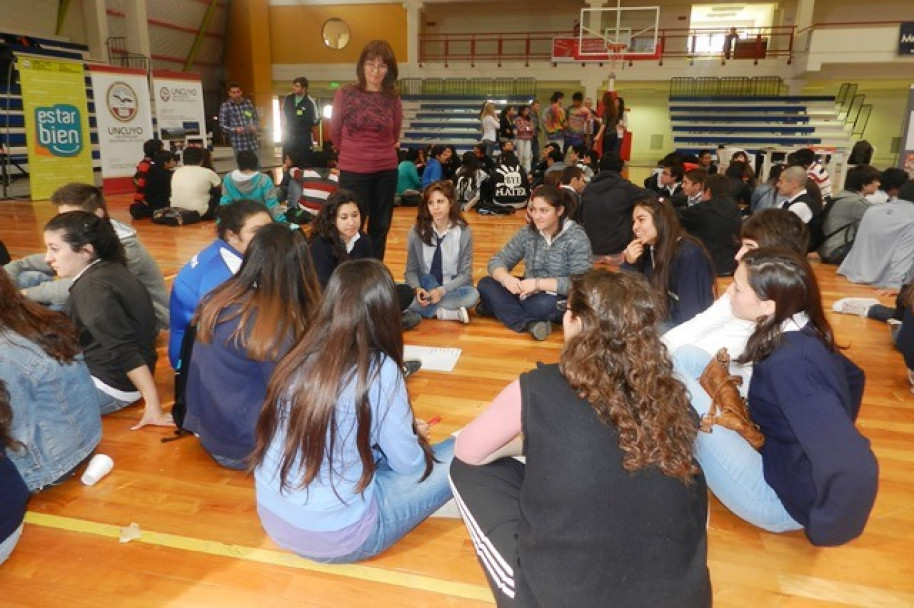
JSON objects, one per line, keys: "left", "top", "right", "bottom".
{"left": 672, "top": 345, "right": 802, "bottom": 533}
{"left": 408, "top": 274, "right": 480, "bottom": 318}
{"left": 316, "top": 437, "right": 455, "bottom": 564}
{"left": 478, "top": 276, "right": 560, "bottom": 332}
{"left": 92, "top": 384, "right": 140, "bottom": 415}
{"left": 0, "top": 523, "right": 23, "bottom": 566}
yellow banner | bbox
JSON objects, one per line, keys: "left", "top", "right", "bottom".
{"left": 17, "top": 55, "right": 94, "bottom": 200}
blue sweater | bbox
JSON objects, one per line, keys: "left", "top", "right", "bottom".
{"left": 168, "top": 239, "right": 241, "bottom": 369}
{"left": 184, "top": 307, "right": 284, "bottom": 463}
{"left": 624, "top": 239, "right": 715, "bottom": 326}
{"left": 421, "top": 158, "right": 443, "bottom": 188}
{"left": 749, "top": 328, "right": 878, "bottom": 546}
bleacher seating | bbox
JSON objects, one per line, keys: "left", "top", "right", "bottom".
{"left": 668, "top": 77, "right": 854, "bottom": 156}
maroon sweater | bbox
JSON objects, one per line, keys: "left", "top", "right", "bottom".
{"left": 330, "top": 85, "right": 401, "bottom": 174}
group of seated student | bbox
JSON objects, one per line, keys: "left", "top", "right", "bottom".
{"left": 0, "top": 163, "right": 892, "bottom": 595}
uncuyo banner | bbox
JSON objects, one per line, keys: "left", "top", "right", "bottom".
{"left": 151, "top": 70, "right": 207, "bottom": 144}
{"left": 17, "top": 54, "right": 93, "bottom": 200}
{"left": 89, "top": 65, "right": 154, "bottom": 193}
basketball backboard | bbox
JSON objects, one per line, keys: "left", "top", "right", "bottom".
{"left": 577, "top": 5, "right": 660, "bottom": 57}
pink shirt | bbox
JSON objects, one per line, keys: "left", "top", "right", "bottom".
{"left": 454, "top": 379, "right": 522, "bottom": 464}
{"left": 330, "top": 85, "right": 402, "bottom": 173}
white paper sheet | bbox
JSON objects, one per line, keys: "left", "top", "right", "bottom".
{"left": 403, "top": 345, "right": 462, "bottom": 372}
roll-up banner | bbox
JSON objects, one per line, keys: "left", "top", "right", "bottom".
{"left": 17, "top": 54, "right": 93, "bottom": 200}
{"left": 900, "top": 85, "right": 914, "bottom": 175}
{"left": 151, "top": 70, "right": 207, "bottom": 145}
{"left": 89, "top": 65, "right": 154, "bottom": 194}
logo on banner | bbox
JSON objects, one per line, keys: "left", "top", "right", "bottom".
{"left": 159, "top": 86, "right": 171, "bottom": 102}
{"left": 34, "top": 104, "right": 82, "bottom": 157}
{"left": 106, "top": 81, "right": 138, "bottom": 122}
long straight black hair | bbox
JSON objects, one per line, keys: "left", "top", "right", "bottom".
{"left": 250, "top": 259, "right": 433, "bottom": 492}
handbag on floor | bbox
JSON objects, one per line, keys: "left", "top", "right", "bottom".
{"left": 151, "top": 207, "right": 201, "bottom": 226}
{"left": 698, "top": 347, "right": 765, "bottom": 450}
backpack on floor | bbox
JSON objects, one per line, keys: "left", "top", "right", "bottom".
{"left": 152, "top": 207, "right": 201, "bottom": 226}
{"left": 163, "top": 322, "right": 197, "bottom": 442}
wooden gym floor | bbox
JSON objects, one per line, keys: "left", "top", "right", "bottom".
{"left": 0, "top": 188, "right": 912, "bottom": 607}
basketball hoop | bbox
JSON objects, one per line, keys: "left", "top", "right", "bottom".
{"left": 606, "top": 42, "right": 627, "bottom": 91}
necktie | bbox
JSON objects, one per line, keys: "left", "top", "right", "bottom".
{"left": 430, "top": 234, "right": 444, "bottom": 285}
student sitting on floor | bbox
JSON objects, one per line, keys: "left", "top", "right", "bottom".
{"left": 622, "top": 198, "right": 715, "bottom": 329}
{"left": 168, "top": 200, "right": 273, "bottom": 369}
{"left": 673, "top": 249, "right": 878, "bottom": 546}
{"left": 251, "top": 259, "right": 454, "bottom": 563}
{"left": 170, "top": 146, "right": 222, "bottom": 220}
{"left": 43, "top": 212, "right": 169, "bottom": 430}
{"left": 0, "top": 271, "right": 100, "bottom": 492}
{"left": 184, "top": 224, "right": 321, "bottom": 469}
{"left": 4, "top": 183, "right": 169, "bottom": 331}
{"left": 451, "top": 269, "right": 711, "bottom": 607}
{"left": 405, "top": 181, "right": 479, "bottom": 324}
{"left": 220, "top": 150, "right": 283, "bottom": 221}
{"left": 0, "top": 380, "right": 29, "bottom": 566}
{"left": 477, "top": 185, "right": 592, "bottom": 340}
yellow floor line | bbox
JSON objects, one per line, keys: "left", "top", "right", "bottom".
{"left": 25, "top": 512, "right": 492, "bottom": 603}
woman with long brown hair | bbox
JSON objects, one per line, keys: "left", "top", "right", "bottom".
{"left": 405, "top": 180, "right": 478, "bottom": 323}
{"left": 330, "top": 40, "right": 402, "bottom": 261}
{"left": 451, "top": 269, "right": 711, "bottom": 606}
{"left": 0, "top": 269, "right": 101, "bottom": 492}
{"left": 623, "top": 197, "right": 715, "bottom": 328}
{"left": 183, "top": 224, "right": 321, "bottom": 469}
{"left": 673, "top": 248, "right": 878, "bottom": 545}
{"left": 251, "top": 259, "right": 454, "bottom": 563}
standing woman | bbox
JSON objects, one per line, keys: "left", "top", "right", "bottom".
{"left": 674, "top": 249, "right": 878, "bottom": 545}
{"left": 451, "top": 270, "right": 711, "bottom": 606}
{"left": 594, "top": 94, "right": 625, "bottom": 158}
{"left": 477, "top": 185, "right": 593, "bottom": 340}
{"left": 251, "top": 259, "right": 454, "bottom": 563}
{"left": 405, "top": 180, "right": 479, "bottom": 324}
{"left": 514, "top": 105, "right": 535, "bottom": 172}
{"left": 623, "top": 198, "right": 715, "bottom": 328}
{"left": 498, "top": 105, "right": 517, "bottom": 151}
{"left": 330, "top": 40, "right": 402, "bottom": 261}
{"left": 43, "top": 212, "right": 169, "bottom": 430}
{"left": 479, "top": 102, "right": 499, "bottom": 158}
{"left": 184, "top": 224, "right": 322, "bottom": 469}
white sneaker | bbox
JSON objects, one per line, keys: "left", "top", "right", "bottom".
{"left": 908, "top": 369, "right": 914, "bottom": 395}
{"left": 832, "top": 297, "right": 879, "bottom": 317}
{"left": 436, "top": 307, "right": 469, "bottom": 324}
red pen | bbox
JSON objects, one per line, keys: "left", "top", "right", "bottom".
{"left": 427, "top": 415, "right": 442, "bottom": 427}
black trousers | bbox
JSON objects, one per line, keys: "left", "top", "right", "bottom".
{"left": 340, "top": 168, "right": 398, "bottom": 261}
{"left": 450, "top": 457, "right": 524, "bottom": 607}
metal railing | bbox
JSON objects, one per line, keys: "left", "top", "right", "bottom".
{"left": 418, "top": 26, "right": 795, "bottom": 66}
{"left": 105, "top": 37, "right": 149, "bottom": 71}
{"left": 400, "top": 77, "right": 537, "bottom": 98}
{"left": 669, "top": 76, "right": 784, "bottom": 97}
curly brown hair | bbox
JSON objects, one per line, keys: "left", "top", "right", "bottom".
{"left": 559, "top": 269, "right": 699, "bottom": 484}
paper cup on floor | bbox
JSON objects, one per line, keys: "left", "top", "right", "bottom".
{"left": 81, "top": 454, "right": 114, "bottom": 486}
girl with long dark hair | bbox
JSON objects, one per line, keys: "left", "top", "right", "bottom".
{"left": 251, "top": 259, "right": 454, "bottom": 563}
{"left": 183, "top": 224, "right": 322, "bottom": 469}
{"left": 0, "top": 270, "right": 100, "bottom": 492}
{"left": 674, "top": 248, "right": 878, "bottom": 545}
{"left": 623, "top": 198, "right": 715, "bottom": 328}
{"left": 405, "top": 181, "right": 478, "bottom": 323}
{"left": 452, "top": 270, "right": 711, "bottom": 606}
{"left": 0, "top": 380, "right": 29, "bottom": 565}
{"left": 43, "top": 211, "right": 168, "bottom": 430}
{"left": 477, "top": 185, "right": 592, "bottom": 340}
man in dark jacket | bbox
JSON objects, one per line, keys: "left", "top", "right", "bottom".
{"left": 579, "top": 152, "right": 649, "bottom": 264}
{"left": 677, "top": 174, "right": 742, "bottom": 276}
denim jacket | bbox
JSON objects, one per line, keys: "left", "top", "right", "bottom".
{"left": 0, "top": 328, "right": 102, "bottom": 491}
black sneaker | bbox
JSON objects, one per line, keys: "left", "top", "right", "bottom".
{"left": 476, "top": 301, "right": 493, "bottom": 318}
{"left": 402, "top": 359, "right": 422, "bottom": 378}
{"left": 525, "top": 320, "right": 552, "bottom": 341}
{"left": 401, "top": 310, "right": 421, "bottom": 331}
